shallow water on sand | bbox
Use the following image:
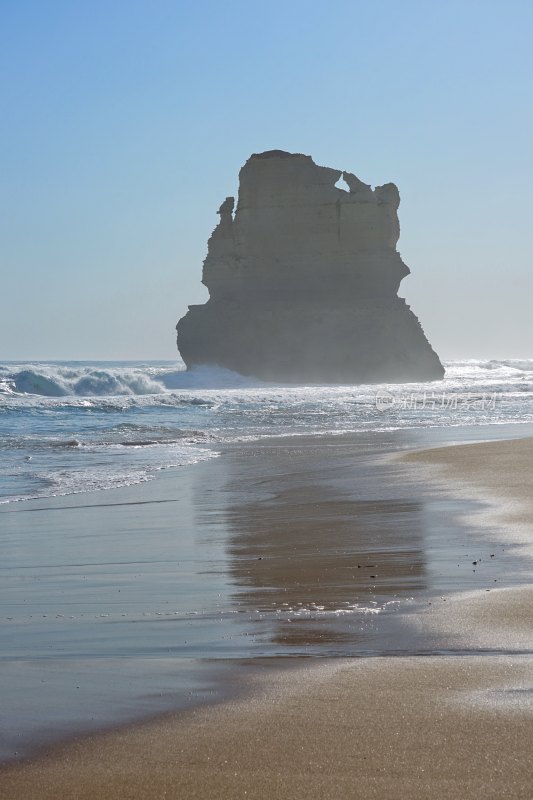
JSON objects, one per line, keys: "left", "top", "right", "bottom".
{"left": 1, "top": 424, "right": 533, "bottom": 760}
{"left": 2, "top": 358, "right": 533, "bottom": 505}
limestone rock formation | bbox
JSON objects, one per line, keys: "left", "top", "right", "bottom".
{"left": 177, "top": 150, "right": 444, "bottom": 383}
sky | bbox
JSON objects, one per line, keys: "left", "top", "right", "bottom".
{"left": 1, "top": 0, "right": 532, "bottom": 361}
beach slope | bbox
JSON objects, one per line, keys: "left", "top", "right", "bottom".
{"left": 3, "top": 436, "right": 533, "bottom": 799}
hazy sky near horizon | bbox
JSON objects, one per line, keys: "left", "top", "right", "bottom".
{"left": 1, "top": 0, "right": 532, "bottom": 361}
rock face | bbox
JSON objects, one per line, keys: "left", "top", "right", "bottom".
{"left": 177, "top": 150, "right": 444, "bottom": 383}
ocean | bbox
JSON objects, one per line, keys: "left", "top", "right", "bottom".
{"left": 2, "top": 357, "right": 533, "bottom": 760}
{"left": 1, "top": 358, "right": 533, "bottom": 505}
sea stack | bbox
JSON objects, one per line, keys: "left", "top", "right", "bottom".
{"left": 177, "top": 150, "right": 444, "bottom": 383}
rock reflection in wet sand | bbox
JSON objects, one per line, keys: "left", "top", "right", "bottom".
{"left": 205, "top": 442, "right": 428, "bottom": 652}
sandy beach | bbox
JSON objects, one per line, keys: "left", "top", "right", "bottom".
{"left": 2, "top": 434, "right": 533, "bottom": 798}
{"left": 2, "top": 651, "right": 533, "bottom": 800}
{"left": 403, "top": 436, "right": 533, "bottom": 540}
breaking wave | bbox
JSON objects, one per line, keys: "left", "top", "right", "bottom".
{"left": 0, "top": 362, "right": 262, "bottom": 398}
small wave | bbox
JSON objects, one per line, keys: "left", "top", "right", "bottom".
{"left": 115, "top": 434, "right": 209, "bottom": 447}
{"left": 446, "top": 359, "right": 533, "bottom": 374}
{"left": 118, "top": 440, "right": 160, "bottom": 447}
{"left": 488, "top": 359, "right": 533, "bottom": 372}
{"left": 0, "top": 436, "right": 84, "bottom": 451}
{"left": 105, "top": 423, "right": 209, "bottom": 439}
{"left": 1, "top": 427, "right": 211, "bottom": 453}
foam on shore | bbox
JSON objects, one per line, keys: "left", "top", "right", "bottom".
{"left": 3, "top": 435, "right": 533, "bottom": 798}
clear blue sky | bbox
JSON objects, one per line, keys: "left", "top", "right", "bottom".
{"left": 1, "top": 0, "right": 532, "bottom": 360}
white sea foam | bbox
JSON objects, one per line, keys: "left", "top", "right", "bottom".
{"left": 0, "top": 441, "right": 217, "bottom": 504}
{"left": 1, "top": 358, "right": 532, "bottom": 504}
{"left": 0, "top": 362, "right": 264, "bottom": 398}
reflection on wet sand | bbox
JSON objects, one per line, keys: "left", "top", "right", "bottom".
{"left": 204, "top": 441, "right": 429, "bottom": 651}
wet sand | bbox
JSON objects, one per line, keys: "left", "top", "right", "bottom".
{"left": 2, "top": 651, "right": 533, "bottom": 800}
{"left": 3, "top": 433, "right": 533, "bottom": 798}
{"left": 402, "top": 435, "right": 533, "bottom": 539}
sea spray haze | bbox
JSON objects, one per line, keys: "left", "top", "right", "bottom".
{"left": 1, "top": 358, "right": 533, "bottom": 504}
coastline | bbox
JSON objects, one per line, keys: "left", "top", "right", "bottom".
{"left": 401, "top": 436, "right": 533, "bottom": 545}
{"left": 2, "top": 428, "right": 533, "bottom": 797}
{"left": 3, "top": 654, "right": 533, "bottom": 799}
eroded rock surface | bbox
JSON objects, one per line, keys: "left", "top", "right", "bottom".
{"left": 177, "top": 150, "right": 444, "bottom": 383}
